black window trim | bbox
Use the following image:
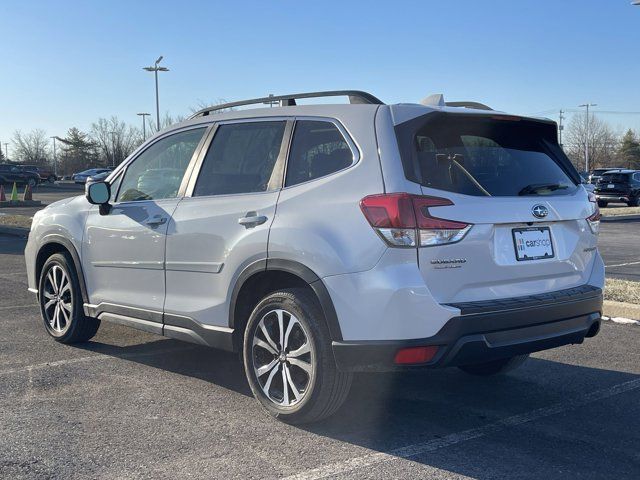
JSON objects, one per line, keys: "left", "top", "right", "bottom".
{"left": 110, "top": 124, "right": 211, "bottom": 205}
{"left": 282, "top": 116, "right": 361, "bottom": 190}
{"left": 183, "top": 117, "right": 294, "bottom": 199}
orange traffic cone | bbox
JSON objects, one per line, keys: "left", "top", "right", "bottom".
{"left": 22, "top": 184, "right": 33, "bottom": 201}
{"left": 0, "top": 184, "right": 5, "bottom": 201}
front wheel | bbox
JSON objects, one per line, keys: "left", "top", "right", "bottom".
{"left": 458, "top": 354, "right": 529, "bottom": 376}
{"left": 27, "top": 177, "right": 37, "bottom": 188}
{"left": 597, "top": 200, "right": 608, "bottom": 208}
{"left": 243, "top": 289, "right": 352, "bottom": 424}
{"left": 48, "top": 175, "right": 56, "bottom": 183}
{"left": 38, "top": 252, "right": 100, "bottom": 343}
{"left": 628, "top": 195, "right": 640, "bottom": 207}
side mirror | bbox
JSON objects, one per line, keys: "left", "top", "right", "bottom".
{"left": 86, "top": 181, "right": 111, "bottom": 215}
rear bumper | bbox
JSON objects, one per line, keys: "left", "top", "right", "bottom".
{"left": 595, "top": 193, "right": 630, "bottom": 203}
{"left": 332, "top": 285, "right": 603, "bottom": 372}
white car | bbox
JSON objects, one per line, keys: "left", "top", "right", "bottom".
{"left": 25, "top": 90, "right": 604, "bottom": 423}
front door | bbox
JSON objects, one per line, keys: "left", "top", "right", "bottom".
{"left": 82, "top": 126, "right": 208, "bottom": 316}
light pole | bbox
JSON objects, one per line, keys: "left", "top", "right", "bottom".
{"left": 3, "top": 143, "right": 8, "bottom": 160}
{"left": 137, "top": 113, "right": 150, "bottom": 140}
{"left": 143, "top": 56, "right": 169, "bottom": 132}
{"left": 578, "top": 103, "right": 597, "bottom": 173}
{"left": 109, "top": 131, "right": 117, "bottom": 167}
{"left": 50, "top": 136, "right": 58, "bottom": 177}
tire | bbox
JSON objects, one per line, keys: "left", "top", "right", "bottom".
{"left": 597, "top": 200, "right": 608, "bottom": 208}
{"left": 628, "top": 195, "right": 640, "bottom": 207}
{"left": 243, "top": 288, "right": 352, "bottom": 424}
{"left": 48, "top": 175, "right": 56, "bottom": 183}
{"left": 38, "top": 252, "right": 100, "bottom": 344}
{"left": 27, "top": 177, "right": 37, "bottom": 188}
{"left": 458, "top": 354, "right": 529, "bottom": 376}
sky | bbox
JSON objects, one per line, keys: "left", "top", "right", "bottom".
{"left": 1, "top": 0, "right": 639, "bottom": 157}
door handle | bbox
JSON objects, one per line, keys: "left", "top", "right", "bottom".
{"left": 145, "top": 216, "right": 168, "bottom": 227}
{"left": 238, "top": 212, "right": 267, "bottom": 227}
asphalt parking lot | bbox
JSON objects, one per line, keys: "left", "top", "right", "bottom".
{"left": 0, "top": 232, "right": 639, "bottom": 479}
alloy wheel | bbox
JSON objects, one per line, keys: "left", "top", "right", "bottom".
{"left": 252, "top": 309, "right": 314, "bottom": 407}
{"left": 42, "top": 265, "right": 73, "bottom": 333}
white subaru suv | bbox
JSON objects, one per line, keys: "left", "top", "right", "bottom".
{"left": 25, "top": 91, "right": 604, "bottom": 423}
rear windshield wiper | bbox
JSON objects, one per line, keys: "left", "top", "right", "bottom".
{"left": 518, "top": 183, "right": 569, "bottom": 196}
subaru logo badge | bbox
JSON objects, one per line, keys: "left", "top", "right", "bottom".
{"left": 532, "top": 204, "right": 548, "bottom": 219}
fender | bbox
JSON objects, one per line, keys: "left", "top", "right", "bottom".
{"left": 38, "top": 234, "right": 90, "bottom": 305}
{"left": 229, "top": 258, "right": 343, "bottom": 341}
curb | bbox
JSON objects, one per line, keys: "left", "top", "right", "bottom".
{"left": 603, "top": 300, "right": 640, "bottom": 320}
{"left": 0, "top": 225, "right": 29, "bottom": 238}
{"left": 601, "top": 214, "right": 640, "bottom": 222}
{"left": 0, "top": 200, "right": 42, "bottom": 208}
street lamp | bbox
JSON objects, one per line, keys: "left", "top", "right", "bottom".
{"left": 143, "top": 56, "right": 169, "bottom": 131}
{"left": 3, "top": 143, "right": 8, "bottom": 159}
{"left": 137, "top": 113, "right": 150, "bottom": 140}
{"left": 50, "top": 136, "right": 58, "bottom": 177}
{"left": 578, "top": 103, "right": 597, "bottom": 173}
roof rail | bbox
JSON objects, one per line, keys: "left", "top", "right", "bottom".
{"left": 445, "top": 101, "right": 493, "bottom": 111}
{"left": 189, "top": 90, "right": 384, "bottom": 118}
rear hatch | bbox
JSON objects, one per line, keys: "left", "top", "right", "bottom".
{"left": 595, "top": 172, "right": 631, "bottom": 196}
{"left": 394, "top": 112, "right": 600, "bottom": 304}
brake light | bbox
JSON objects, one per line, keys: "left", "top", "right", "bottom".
{"left": 587, "top": 192, "right": 601, "bottom": 235}
{"left": 360, "top": 193, "right": 472, "bottom": 247}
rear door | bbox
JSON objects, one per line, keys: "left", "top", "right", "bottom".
{"left": 163, "top": 119, "right": 291, "bottom": 335}
{"left": 394, "top": 113, "right": 599, "bottom": 304}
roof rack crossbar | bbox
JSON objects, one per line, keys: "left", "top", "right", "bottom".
{"left": 189, "top": 90, "right": 384, "bottom": 118}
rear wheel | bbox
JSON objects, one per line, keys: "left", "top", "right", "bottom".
{"left": 628, "top": 195, "right": 640, "bottom": 207}
{"left": 458, "top": 354, "right": 529, "bottom": 376}
{"left": 48, "top": 175, "right": 56, "bottom": 183}
{"left": 27, "top": 177, "right": 37, "bottom": 188}
{"left": 38, "top": 252, "right": 100, "bottom": 343}
{"left": 597, "top": 200, "right": 608, "bottom": 208}
{"left": 243, "top": 288, "right": 352, "bottom": 424}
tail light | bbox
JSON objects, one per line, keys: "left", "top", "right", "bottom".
{"left": 360, "top": 193, "right": 472, "bottom": 248}
{"left": 587, "top": 192, "right": 601, "bottom": 235}
{"left": 394, "top": 346, "right": 439, "bottom": 364}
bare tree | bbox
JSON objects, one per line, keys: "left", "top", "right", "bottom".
{"left": 11, "top": 129, "right": 50, "bottom": 165}
{"left": 564, "top": 113, "right": 619, "bottom": 171}
{"left": 146, "top": 112, "right": 186, "bottom": 136}
{"left": 90, "top": 117, "right": 142, "bottom": 167}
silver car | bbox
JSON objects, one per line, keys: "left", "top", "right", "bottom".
{"left": 25, "top": 90, "right": 604, "bottom": 423}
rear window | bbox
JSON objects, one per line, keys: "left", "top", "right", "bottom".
{"left": 395, "top": 113, "right": 579, "bottom": 197}
{"left": 599, "top": 173, "right": 630, "bottom": 183}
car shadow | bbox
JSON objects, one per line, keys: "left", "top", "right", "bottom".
{"left": 73, "top": 337, "right": 639, "bottom": 478}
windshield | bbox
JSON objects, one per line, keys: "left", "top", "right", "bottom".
{"left": 395, "top": 113, "right": 579, "bottom": 197}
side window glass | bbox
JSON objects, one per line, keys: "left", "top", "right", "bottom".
{"left": 285, "top": 121, "right": 354, "bottom": 187}
{"left": 117, "top": 128, "right": 205, "bottom": 202}
{"left": 193, "top": 121, "right": 285, "bottom": 196}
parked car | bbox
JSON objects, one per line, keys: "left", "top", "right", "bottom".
{"left": 72, "top": 168, "right": 113, "bottom": 184}
{"left": 0, "top": 163, "right": 40, "bottom": 187}
{"left": 588, "top": 167, "right": 622, "bottom": 184}
{"left": 25, "top": 90, "right": 604, "bottom": 423}
{"left": 594, "top": 169, "right": 640, "bottom": 207}
{"left": 18, "top": 164, "right": 57, "bottom": 183}
{"left": 85, "top": 170, "right": 111, "bottom": 184}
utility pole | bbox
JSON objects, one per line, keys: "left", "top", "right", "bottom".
{"left": 3, "top": 143, "right": 8, "bottom": 160}
{"left": 578, "top": 103, "right": 597, "bottom": 173}
{"left": 50, "top": 136, "right": 58, "bottom": 177}
{"left": 558, "top": 109, "right": 565, "bottom": 149}
{"left": 143, "top": 56, "right": 169, "bottom": 131}
{"left": 137, "top": 113, "right": 150, "bottom": 140}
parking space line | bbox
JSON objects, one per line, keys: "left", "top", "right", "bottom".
{"left": 0, "top": 304, "right": 36, "bottom": 310}
{"left": 605, "top": 260, "right": 640, "bottom": 268}
{"left": 0, "top": 345, "right": 198, "bottom": 376}
{"left": 282, "top": 377, "right": 640, "bottom": 480}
